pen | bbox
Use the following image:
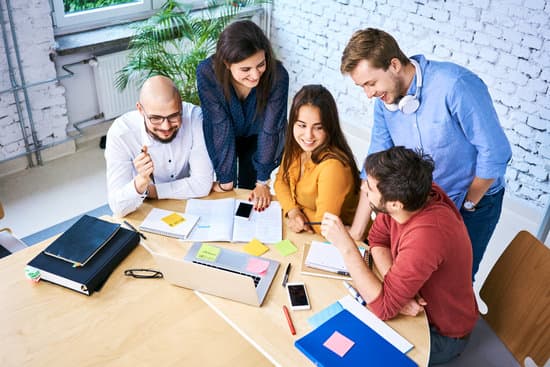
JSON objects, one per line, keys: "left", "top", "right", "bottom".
{"left": 304, "top": 221, "right": 322, "bottom": 225}
{"left": 343, "top": 280, "right": 366, "bottom": 306}
{"left": 282, "top": 305, "right": 296, "bottom": 335}
{"left": 282, "top": 263, "right": 291, "bottom": 287}
{"left": 123, "top": 220, "right": 147, "bottom": 240}
{"left": 337, "top": 270, "right": 350, "bottom": 276}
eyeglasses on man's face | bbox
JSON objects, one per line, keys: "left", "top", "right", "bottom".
{"left": 139, "top": 103, "right": 182, "bottom": 126}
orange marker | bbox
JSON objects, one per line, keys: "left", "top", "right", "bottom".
{"left": 283, "top": 305, "right": 296, "bottom": 335}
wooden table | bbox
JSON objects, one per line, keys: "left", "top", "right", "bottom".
{"left": 123, "top": 190, "right": 430, "bottom": 366}
{"left": 1, "top": 190, "right": 429, "bottom": 367}
{"left": 0, "top": 227, "right": 270, "bottom": 366}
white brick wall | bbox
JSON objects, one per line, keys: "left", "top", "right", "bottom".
{"left": 270, "top": 0, "right": 550, "bottom": 208}
{"left": 0, "top": 0, "right": 69, "bottom": 164}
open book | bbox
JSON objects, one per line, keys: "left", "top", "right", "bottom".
{"left": 185, "top": 198, "right": 282, "bottom": 243}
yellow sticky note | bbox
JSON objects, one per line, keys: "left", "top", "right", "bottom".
{"left": 196, "top": 244, "right": 221, "bottom": 261}
{"left": 162, "top": 212, "right": 185, "bottom": 227}
{"left": 243, "top": 238, "right": 269, "bottom": 257}
{"left": 274, "top": 239, "right": 297, "bottom": 256}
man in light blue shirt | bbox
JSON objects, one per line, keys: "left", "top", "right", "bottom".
{"left": 340, "top": 28, "right": 511, "bottom": 283}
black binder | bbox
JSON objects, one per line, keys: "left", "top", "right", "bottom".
{"left": 44, "top": 215, "right": 120, "bottom": 266}
{"left": 27, "top": 224, "right": 139, "bottom": 295}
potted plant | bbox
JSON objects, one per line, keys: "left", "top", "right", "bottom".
{"left": 115, "top": 0, "right": 268, "bottom": 105}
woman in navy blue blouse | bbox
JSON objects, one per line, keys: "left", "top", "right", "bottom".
{"left": 196, "top": 20, "right": 289, "bottom": 211}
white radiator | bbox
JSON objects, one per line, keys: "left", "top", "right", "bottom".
{"left": 92, "top": 50, "right": 140, "bottom": 121}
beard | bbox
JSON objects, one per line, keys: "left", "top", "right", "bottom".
{"left": 387, "top": 74, "right": 408, "bottom": 105}
{"left": 369, "top": 201, "right": 389, "bottom": 215}
{"left": 144, "top": 121, "right": 180, "bottom": 143}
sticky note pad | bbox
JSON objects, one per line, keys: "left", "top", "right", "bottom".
{"left": 196, "top": 244, "right": 221, "bottom": 261}
{"left": 243, "top": 238, "right": 269, "bottom": 256}
{"left": 274, "top": 239, "right": 297, "bottom": 256}
{"left": 161, "top": 212, "right": 185, "bottom": 227}
{"left": 323, "top": 331, "right": 355, "bottom": 357}
{"left": 246, "top": 258, "right": 270, "bottom": 274}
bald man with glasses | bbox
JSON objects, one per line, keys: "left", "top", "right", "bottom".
{"left": 105, "top": 75, "right": 214, "bottom": 217}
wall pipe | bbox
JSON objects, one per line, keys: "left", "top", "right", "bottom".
{"left": 0, "top": 0, "right": 34, "bottom": 167}
{"left": 5, "top": 0, "right": 43, "bottom": 165}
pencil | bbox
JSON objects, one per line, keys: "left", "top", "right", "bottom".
{"left": 304, "top": 221, "right": 322, "bottom": 225}
{"left": 283, "top": 305, "right": 296, "bottom": 335}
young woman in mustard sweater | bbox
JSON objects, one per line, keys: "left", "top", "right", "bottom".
{"left": 275, "top": 85, "right": 360, "bottom": 234}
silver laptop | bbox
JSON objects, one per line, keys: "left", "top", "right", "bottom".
{"left": 151, "top": 242, "right": 279, "bottom": 307}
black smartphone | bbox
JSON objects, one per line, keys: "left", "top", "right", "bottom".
{"left": 235, "top": 202, "right": 253, "bottom": 219}
{"left": 287, "top": 282, "right": 311, "bottom": 310}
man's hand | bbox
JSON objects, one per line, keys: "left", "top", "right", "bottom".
{"left": 133, "top": 145, "right": 153, "bottom": 194}
{"left": 286, "top": 208, "right": 313, "bottom": 233}
{"left": 321, "top": 212, "right": 354, "bottom": 250}
{"left": 248, "top": 183, "right": 271, "bottom": 211}
{"left": 399, "top": 296, "right": 427, "bottom": 317}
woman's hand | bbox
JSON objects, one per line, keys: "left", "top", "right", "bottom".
{"left": 286, "top": 208, "right": 313, "bottom": 233}
{"left": 249, "top": 183, "right": 271, "bottom": 211}
{"left": 212, "top": 181, "right": 234, "bottom": 193}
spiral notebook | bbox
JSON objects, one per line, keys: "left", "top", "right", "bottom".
{"left": 139, "top": 208, "right": 200, "bottom": 239}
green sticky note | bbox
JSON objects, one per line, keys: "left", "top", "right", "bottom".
{"left": 274, "top": 239, "right": 297, "bottom": 256}
{"left": 196, "top": 244, "right": 221, "bottom": 261}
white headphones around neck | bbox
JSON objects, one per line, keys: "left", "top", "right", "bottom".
{"left": 384, "top": 59, "right": 423, "bottom": 114}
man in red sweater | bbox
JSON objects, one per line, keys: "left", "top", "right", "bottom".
{"left": 321, "top": 146, "right": 478, "bottom": 365}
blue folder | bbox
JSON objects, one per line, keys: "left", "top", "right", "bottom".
{"left": 295, "top": 309, "right": 417, "bottom": 367}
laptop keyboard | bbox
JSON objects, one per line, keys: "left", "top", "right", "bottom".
{"left": 192, "top": 261, "right": 261, "bottom": 288}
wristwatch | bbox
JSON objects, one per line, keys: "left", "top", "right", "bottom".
{"left": 463, "top": 200, "right": 476, "bottom": 211}
{"left": 256, "top": 179, "right": 270, "bottom": 186}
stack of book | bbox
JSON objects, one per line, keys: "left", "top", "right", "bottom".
{"left": 26, "top": 215, "right": 139, "bottom": 295}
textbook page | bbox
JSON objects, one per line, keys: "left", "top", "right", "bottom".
{"left": 185, "top": 198, "right": 234, "bottom": 242}
{"left": 232, "top": 200, "right": 282, "bottom": 243}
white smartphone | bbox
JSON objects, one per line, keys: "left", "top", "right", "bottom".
{"left": 286, "top": 282, "right": 311, "bottom": 311}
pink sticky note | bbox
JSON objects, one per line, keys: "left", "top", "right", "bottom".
{"left": 323, "top": 331, "right": 355, "bottom": 357}
{"left": 246, "top": 258, "right": 270, "bottom": 275}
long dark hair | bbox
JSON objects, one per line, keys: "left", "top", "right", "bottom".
{"left": 213, "top": 20, "right": 276, "bottom": 113}
{"left": 364, "top": 146, "right": 435, "bottom": 211}
{"left": 281, "top": 85, "right": 360, "bottom": 193}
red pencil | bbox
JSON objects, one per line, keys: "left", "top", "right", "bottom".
{"left": 283, "top": 305, "right": 296, "bottom": 335}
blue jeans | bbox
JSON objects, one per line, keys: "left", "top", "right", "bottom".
{"left": 460, "top": 188, "right": 505, "bottom": 280}
{"left": 429, "top": 326, "right": 471, "bottom": 365}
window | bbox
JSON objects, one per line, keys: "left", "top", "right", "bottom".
{"left": 52, "top": 0, "right": 201, "bottom": 35}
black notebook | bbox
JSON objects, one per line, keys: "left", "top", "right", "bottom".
{"left": 27, "top": 226, "right": 139, "bottom": 295}
{"left": 44, "top": 215, "right": 120, "bottom": 266}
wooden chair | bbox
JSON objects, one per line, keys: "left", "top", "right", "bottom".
{"left": 444, "top": 231, "right": 549, "bottom": 367}
{"left": 480, "top": 230, "right": 549, "bottom": 366}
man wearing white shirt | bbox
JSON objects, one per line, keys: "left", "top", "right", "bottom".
{"left": 105, "top": 75, "right": 214, "bottom": 217}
